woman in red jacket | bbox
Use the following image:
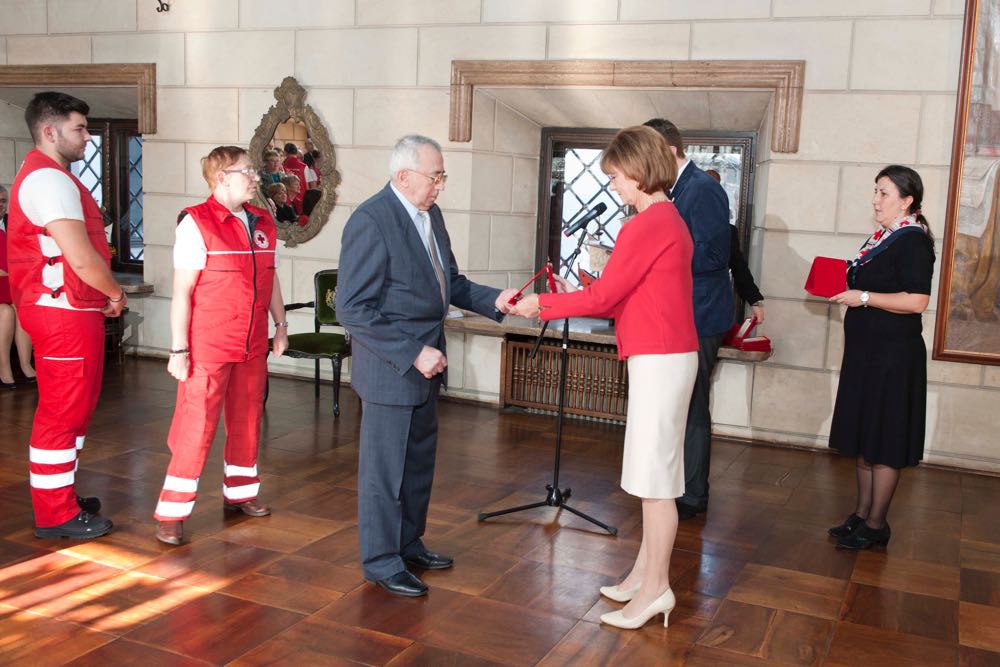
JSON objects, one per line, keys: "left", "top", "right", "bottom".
{"left": 154, "top": 146, "right": 288, "bottom": 546}
{"left": 513, "top": 126, "right": 698, "bottom": 630}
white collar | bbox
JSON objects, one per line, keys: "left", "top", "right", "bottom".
{"left": 675, "top": 159, "right": 691, "bottom": 184}
{"left": 389, "top": 182, "right": 422, "bottom": 221}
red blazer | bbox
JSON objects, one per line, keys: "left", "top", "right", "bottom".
{"left": 539, "top": 201, "right": 698, "bottom": 360}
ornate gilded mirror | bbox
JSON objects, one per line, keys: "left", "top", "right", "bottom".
{"left": 249, "top": 76, "right": 340, "bottom": 247}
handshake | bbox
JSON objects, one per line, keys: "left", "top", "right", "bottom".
{"left": 501, "top": 273, "right": 575, "bottom": 319}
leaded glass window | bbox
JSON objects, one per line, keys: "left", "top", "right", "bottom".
{"left": 70, "top": 134, "right": 104, "bottom": 207}
{"left": 69, "top": 119, "right": 144, "bottom": 270}
{"left": 124, "top": 136, "right": 144, "bottom": 261}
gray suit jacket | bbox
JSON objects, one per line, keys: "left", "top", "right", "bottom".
{"left": 337, "top": 183, "right": 502, "bottom": 406}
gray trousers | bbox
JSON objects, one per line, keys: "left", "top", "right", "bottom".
{"left": 678, "top": 333, "right": 724, "bottom": 509}
{"left": 357, "top": 383, "right": 440, "bottom": 581}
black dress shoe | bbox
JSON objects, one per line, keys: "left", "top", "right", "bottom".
{"left": 0, "top": 379, "right": 16, "bottom": 390}
{"left": 375, "top": 570, "right": 428, "bottom": 597}
{"left": 34, "top": 511, "right": 113, "bottom": 540}
{"left": 404, "top": 549, "right": 454, "bottom": 570}
{"left": 828, "top": 513, "right": 864, "bottom": 538}
{"left": 77, "top": 495, "right": 101, "bottom": 514}
{"left": 836, "top": 521, "right": 890, "bottom": 550}
{"left": 676, "top": 501, "right": 706, "bottom": 521}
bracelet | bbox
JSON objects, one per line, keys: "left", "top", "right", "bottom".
{"left": 109, "top": 288, "right": 125, "bottom": 303}
{"left": 275, "top": 321, "right": 289, "bottom": 328}
{"left": 168, "top": 348, "right": 189, "bottom": 355}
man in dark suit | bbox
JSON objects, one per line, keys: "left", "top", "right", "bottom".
{"left": 705, "top": 168, "right": 766, "bottom": 324}
{"left": 337, "top": 135, "right": 517, "bottom": 597}
{"left": 645, "top": 119, "right": 733, "bottom": 521}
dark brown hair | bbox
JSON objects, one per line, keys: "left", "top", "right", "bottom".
{"left": 876, "top": 164, "right": 934, "bottom": 242}
{"left": 25, "top": 92, "right": 90, "bottom": 144}
{"left": 642, "top": 118, "right": 685, "bottom": 159}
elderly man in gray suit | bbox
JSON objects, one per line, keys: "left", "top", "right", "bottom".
{"left": 337, "top": 135, "right": 518, "bottom": 596}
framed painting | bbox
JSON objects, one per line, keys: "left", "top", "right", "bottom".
{"left": 935, "top": 0, "right": 1000, "bottom": 365}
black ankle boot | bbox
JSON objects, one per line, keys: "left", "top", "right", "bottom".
{"left": 828, "top": 513, "right": 864, "bottom": 538}
{"left": 836, "top": 521, "right": 890, "bottom": 550}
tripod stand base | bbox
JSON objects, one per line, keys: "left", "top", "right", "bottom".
{"left": 478, "top": 484, "right": 617, "bottom": 535}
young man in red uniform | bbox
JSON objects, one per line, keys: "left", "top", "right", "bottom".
{"left": 7, "top": 92, "right": 125, "bottom": 539}
{"left": 153, "top": 146, "right": 288, "bottom": 546}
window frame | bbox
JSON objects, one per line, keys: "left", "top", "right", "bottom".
{"left": 82, "top": 118, "right": 143, "bottom": 273}
{"left": 534, "top": 127, "right": 759, "bottom": 318}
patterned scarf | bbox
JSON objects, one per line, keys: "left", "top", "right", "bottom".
{"left": 850, "top": 213, "right": 926, "bottom": 269}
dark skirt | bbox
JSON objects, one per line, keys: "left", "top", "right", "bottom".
{"left": 828, "top": 308, "right": 927, "bottom": 469}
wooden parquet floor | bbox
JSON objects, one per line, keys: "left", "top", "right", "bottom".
{"left": 0, "top": 358, "right": 999, "bottom": 666}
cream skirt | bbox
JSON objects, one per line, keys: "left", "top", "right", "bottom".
{"left": 620, "top": 352, "right": 698, "bottom": 499}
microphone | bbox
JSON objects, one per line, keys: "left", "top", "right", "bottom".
{"left": 563, "top": 202, "right": 607, "bottom": 236}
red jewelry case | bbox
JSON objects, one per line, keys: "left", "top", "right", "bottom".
{"left": 722, "top": 316, "right": 773, "bottom": 353}
{"left": 805, "top": 256, "right": 848, "bottom": 298}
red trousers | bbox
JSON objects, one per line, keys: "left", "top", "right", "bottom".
{"left": 18, "top": 305, "right": 105, "bottom": 528}
{"left": 154, "top": 355, "right": 266, "bottom": 521}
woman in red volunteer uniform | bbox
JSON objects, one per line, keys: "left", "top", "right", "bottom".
{"left": 154, "top": 146, "right": 288, "bottom": 546}
{"left": 512, "top": 126, "right": 698, "bottom": 630}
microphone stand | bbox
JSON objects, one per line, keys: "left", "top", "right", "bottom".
{"left": 478, "top": 315, "right": 617, "bottom": 535}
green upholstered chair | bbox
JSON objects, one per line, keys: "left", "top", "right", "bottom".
{"left": 273, "top": 269, "right": 351, "bottom": 416}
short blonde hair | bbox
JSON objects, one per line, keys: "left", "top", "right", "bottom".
{"left": 280, "top": 174, "right": 300, "bottom": 190}
{"left": 600, "top": 126, "right": 677, "bottom": 194}
{"left": 263, "top": 149, "right": 280, "bottom": 160}
{"left": 201, "top": 146, "right": 247, "bottom": 189}
{"left": 266, "top": 183, "right": 286, "bottom": 199}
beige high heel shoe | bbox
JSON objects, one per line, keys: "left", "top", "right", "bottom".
{"left": 600, "top": 588, "right": 675, "bottom": 629}
{"left": 599, "top": 582, "right": 641, "bottom": 602}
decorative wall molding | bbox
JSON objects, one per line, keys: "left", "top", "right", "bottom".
{"left": 449, "top": 59, "right": 805, "bottom": 153}
{"left": 0, "top": 64, "right": 157, "bottom": 134}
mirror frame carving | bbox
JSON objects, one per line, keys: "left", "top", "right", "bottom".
{"left": 250, "top": 76, "right": 340, "bottom": 247}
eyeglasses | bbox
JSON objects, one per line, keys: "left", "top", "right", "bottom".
{"left": 405, "top": 168, "right": 448, "bottom": 186}
{"left": 224, "top": 167, "right": 260, "bottom": 179}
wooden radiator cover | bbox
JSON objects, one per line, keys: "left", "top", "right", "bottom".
{"left": 500, "top": 336, "right": 628, "bottom": 422}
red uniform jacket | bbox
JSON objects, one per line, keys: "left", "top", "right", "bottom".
{"left": 281, "top": 155, "right": 307, "bottom": 213}
{"left": 182, "top": 197, "right": 277, "bottom": 363}
{"left": 7, "top": 149, "right": 111, "bottom": 309}
{"left": 539, "top": 201, "right": 698, "bottom": 360}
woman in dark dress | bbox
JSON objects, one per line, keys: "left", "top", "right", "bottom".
{"left": 827, "top": 165, "right": 935, "bottom": 550}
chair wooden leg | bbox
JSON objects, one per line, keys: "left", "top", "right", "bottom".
{"left": 314, "top": 359, "right": 320, "bottom": 398}
{"left": 332, "top": 356, "right": 342, "bottom": 417}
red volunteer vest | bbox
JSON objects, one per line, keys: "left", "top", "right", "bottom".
{"left": 184, "top": 197, "right": 276, "bottom": 362}
{"left": 7, "top": 149, "right": 111, "bottom": 309}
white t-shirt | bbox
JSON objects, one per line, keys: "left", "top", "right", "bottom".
{"left": 17, "top": 167, "right": 95, "bottom": 310}
{"left": 304, "top": 166, "right": 318, "bottom": 186}
{"left": 173, "top": 210, "right": 278, "bottom": 270}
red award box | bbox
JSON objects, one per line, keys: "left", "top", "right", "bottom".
{"left": 722, "top": 316, "right": 773, "bottom": 353}
{"left": 804, "top": 256, "right": 848, "bottom": 298}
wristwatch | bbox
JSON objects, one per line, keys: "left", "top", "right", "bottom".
{"left": 859, "top": 291, "right": 870, "bottom": 307}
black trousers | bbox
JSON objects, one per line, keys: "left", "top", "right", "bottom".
{"left": 678, "top": 333, "right": 724, "bottom": 509}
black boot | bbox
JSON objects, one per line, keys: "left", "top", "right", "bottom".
{"left": 35, "top": 511, "right": 113, "bottom": 540}
{"left": 836, "top": 521, "right": 890, "bottom": 550}
{"left": 77, "top": 495, "right": 101, "bottom": 514}
{"left": 828, "top": 513, "right": 864, "bottom": 538}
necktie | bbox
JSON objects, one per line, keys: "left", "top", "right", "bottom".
{"left": 418, "top": 211, "right": 447, "bottom": 306}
